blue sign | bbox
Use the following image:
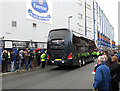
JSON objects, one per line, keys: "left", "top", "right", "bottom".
{"left": 28, "top": 9, "right": 51, "bottom": 21}
{"left": 32, "top": 0, "right": 48, "bottom": 13}
{"left": 26, "top": 0, "right": 52, "bottom": 23}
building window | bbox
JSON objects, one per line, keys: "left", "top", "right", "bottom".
{"left": 33, "top": 23, "right": 37, "bottom": 28}
{"left": 86, "top": 4, "right": 91, "bottom": 10}
{"left": 12, "top": 21, "right": 17, "bottom": 27}
{"left": 87, "top": 27, "right": 92, "bottom": 32}
{"left": 78, "top": 23, "right": 83, "bottom": 27}
{"left": 78, "top": 13, "right": 83, "bottom": 19}
{"left": 78, "top": 28, "right": 83, "bottom": 31}
{"left": 78, "top": 0, "right": 82, "bottom": 6}
{"left": 86, "top": 16, "right": 92, "bottom": 22}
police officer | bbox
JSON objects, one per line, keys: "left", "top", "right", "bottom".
{"left": 97, "top": 51, "right": 100, "bottom": 57}
{"left": 8, "top": 50, "right": 11, "bottom": 64}
{"left": 40, "top": 50, "right": 46, "bottom": 68}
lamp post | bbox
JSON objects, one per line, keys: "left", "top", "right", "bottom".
{"left": 68, "top": 16, "right": 72, "bottom": 29}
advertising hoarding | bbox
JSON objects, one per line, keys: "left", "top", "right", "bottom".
{"left": 26, "top": 0, "right": 52, "bottom": 24}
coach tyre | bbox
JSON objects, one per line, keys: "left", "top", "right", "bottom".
{"left": 78, "top": 59, "right": 82, "bottom": 67}
{"left": 82, "top": 57, "right": 85, "bottom": 66}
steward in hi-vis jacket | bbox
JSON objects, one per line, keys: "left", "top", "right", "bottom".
{"left": 41, "top": 51, "right": 46, "bottom": 68}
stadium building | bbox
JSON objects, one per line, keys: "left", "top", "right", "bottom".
{"left": 0, "top": 0, "right": 115, "bottom": 50}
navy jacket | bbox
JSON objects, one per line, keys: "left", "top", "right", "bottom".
{"left": 93, "top": 63, "right": 111, "bottom": 91}
{"left": 118, "top": 53, "right": 120, "bottom": 62}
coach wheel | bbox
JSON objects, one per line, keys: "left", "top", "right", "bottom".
{"left": 92, "top": 57, "right": 95, "bottom": 62}
{"left": 78, "top": 59, "right": 82, "bottom": 67}
{"left": 82, "top": 58, "right": 86, "bottom": 65}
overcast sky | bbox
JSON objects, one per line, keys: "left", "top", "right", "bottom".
{"left": 95, "top": 0, "right": 120, "bottom": 45}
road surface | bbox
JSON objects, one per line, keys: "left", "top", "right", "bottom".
{"left": 2, "top": 61, "right": 97, "bottom": 89}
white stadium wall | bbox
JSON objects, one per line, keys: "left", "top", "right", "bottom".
{"left": 0, "top": 0, "right": 115, "bottom": 49}
{"left": 0, "top": 3, "right": 3, "bottom": 39}
{"left": 1, "top": 2, "right": 51, "bottom": 42}
{"left": 52, "top": 0, "right": 78, "bottom": 32}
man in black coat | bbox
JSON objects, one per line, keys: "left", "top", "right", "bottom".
{"left": 3, "top": 50, "right": 8, "bottom": 72}
{"left": 36, "top": 51, "right": 42, "bottom": 66}
{"left": 30, "top": 50, "right": 34, "bottom": 68}
{"left": 36, "top": 51, "right": 40, "bottom": 66}
{"left": 11, "top": 50, "right": 15, "bottom": 72}
{"left": 1, "top": 50, "right": 5, "bottom": 73}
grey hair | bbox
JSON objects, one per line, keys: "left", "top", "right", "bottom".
{"left": 103, "top": 55, "right": 108, "bottom": 61}
{"left": 98, "top": 56, "right": 105, "bottom": 63}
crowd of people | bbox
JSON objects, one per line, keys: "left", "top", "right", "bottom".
{"left": 1, "top": 48, "right": 47, "bottom": 73}
{"left": 1, "top": 48, "right": 120, "bottom": 91}
{"left": 93, "top": 50, "right": 120, "bottom": 91}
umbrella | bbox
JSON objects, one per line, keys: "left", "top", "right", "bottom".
{"left": 36, "top": 48, "right": 41, "bottom": 51}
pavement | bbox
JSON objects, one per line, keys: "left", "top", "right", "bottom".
{"left": 2, "top": 61, "right": 96, "bottom": 89}
{"left": 0, "top": 67, "right": 40, "bottom": 76}
{"left": 0, "top": 62, "right": 49, "bottom": 76}
{"left": 0, "top": 65, "right": 52, "bottom": 76}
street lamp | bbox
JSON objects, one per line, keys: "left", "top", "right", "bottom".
{"left": 68, "top": 16, "right": 72, "bottom": 29}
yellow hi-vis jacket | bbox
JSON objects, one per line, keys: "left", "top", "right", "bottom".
{"left": 41, "top": 53, "right": 46, "bottom": 62}
{"left": 8, "top": 52, "right": 11, "bottom": 59}
{"left": 97, "top": 52, "right": 100, "bottom": 56}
